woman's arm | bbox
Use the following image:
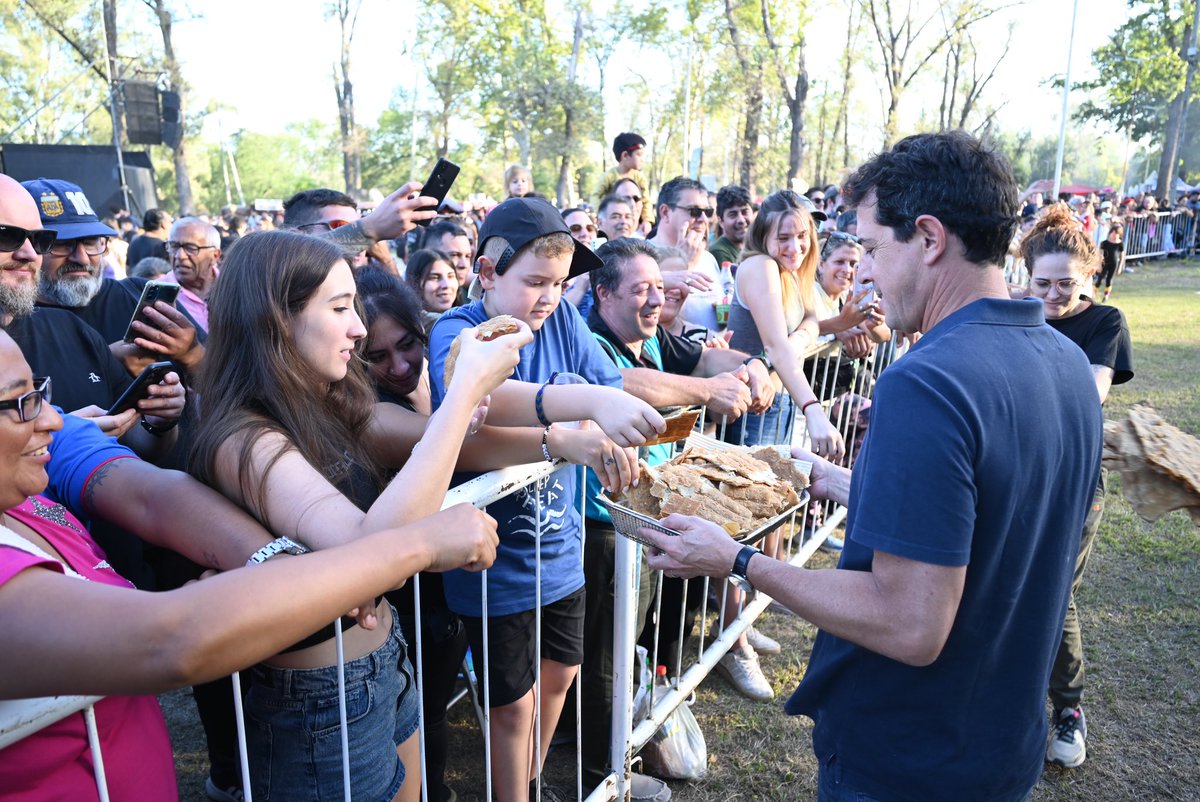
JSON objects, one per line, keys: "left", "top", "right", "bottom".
{"left": 0, "top": 504, "right": 497, "bottom": 699}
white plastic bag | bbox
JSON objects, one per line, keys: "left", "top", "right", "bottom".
{"left": 640, "top": 697, "right": 708, "bottom": 779}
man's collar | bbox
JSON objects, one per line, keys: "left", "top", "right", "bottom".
{"left": 587, "top": 305, "right": 652, "bottom": 367}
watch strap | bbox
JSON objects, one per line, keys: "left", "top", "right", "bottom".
{"left": 731, "top": 545, "right": 761, "bottom": 585}
{"left": 246, "top": 536, "right": 311, "bottom": 567}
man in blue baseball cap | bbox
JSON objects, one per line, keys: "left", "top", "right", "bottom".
{"left": 22, "top": 178, "right": 204, "bottom": 378}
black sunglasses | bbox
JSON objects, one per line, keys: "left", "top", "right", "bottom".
{"left": 671, "top": 204, "right": 715, "bottom": 220}
{"left": 0, "top": 225, "right": 57, "bottom": 255}
{"left": 0, "top": 376, "right": 52, "bottom": 423}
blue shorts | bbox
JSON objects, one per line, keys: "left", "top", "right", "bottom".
{"left": 244, "top": 605, "right": 420, "bottom": 800}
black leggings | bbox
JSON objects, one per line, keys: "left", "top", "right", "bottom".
{"left": 1095, "top": 262, "right": 1118, "bottom": 289}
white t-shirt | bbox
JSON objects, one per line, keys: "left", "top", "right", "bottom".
{"left": 680, "top": 250, "right": 723, "bottom": 331}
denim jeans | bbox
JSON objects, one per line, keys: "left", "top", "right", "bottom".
{"left": 245, "top": 605, "right": 419, "bottom": 800}
{"left": 721, "top": 391, "right": 796, "bottom": 447}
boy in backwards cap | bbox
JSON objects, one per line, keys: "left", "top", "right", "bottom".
{"left": 429, "top": 197, "right": 664, "bottom": 801}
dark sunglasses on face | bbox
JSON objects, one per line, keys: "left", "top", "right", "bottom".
{"left": 0, "top": 224, "right": 57, "bottom": 254}
{"left": 672, "top": 205, "right": 715, "bottom": 220}
{"left": 296, "top": 219, "right": 353, "bottom": 233}
{"left": 569, "top": 223, "right": 597, "bottom": 234}
{"left": 0, "top": 376, "right": 52, "bottom": 423}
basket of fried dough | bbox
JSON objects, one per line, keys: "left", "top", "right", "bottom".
{"left": 1103, "top": 405, "right": 1200, "bottom": 526}
{"left": 598, "top": 444, "right": 811, "bottom": 546}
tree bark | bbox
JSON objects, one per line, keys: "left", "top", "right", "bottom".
{"left": 556, "top": 9, "right": 584, "bottom": 208}
{"left": 333, "top": 0, "right": 364, "bottom": 197}
{"left": 1156, "top": 7, "right": 1199, "bottom": 199}
{"left": 101, "top": 0, "right": 124, "bottom": 148}
{"left": 147, "top": 0, "right": 195, "bottom": 214}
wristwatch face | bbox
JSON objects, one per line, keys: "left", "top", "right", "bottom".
{"left": 729, "top": 574, "right": 753, "bottom": 593}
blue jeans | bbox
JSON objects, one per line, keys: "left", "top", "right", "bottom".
{"left": 245, "top": 605, "right": 419, "bottom": 800}
{"left": 817, "top": 757, "right": 1034, "bottom": 802}
{"left": 721, "top": 391, "right": 796, "bottom": 447}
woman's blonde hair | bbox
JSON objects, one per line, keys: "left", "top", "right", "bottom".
{"left": 741, "top": 190, "right": 820, "bottom": 316}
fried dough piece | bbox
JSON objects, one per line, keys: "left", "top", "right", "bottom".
{"left": 752, "top": 446, "right": 812, "bottom": 490}
{"left": 443, "top": 314, "right": 522, "bottom": 388}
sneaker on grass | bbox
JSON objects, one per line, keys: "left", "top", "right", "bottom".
{"left": 746, "top": 625, "right": 781, "bottom": 655}
{"left": 205, "top": 776, "right": 243, "bottom": 802}
{"left": 1046, "top": 706, "right": 1087, "bottom": 768}
{"left": 715, "top": 644, "right": 774, "bottom": 701}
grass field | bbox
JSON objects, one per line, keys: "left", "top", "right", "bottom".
{"left": 165, "top": 259, "right": 1200, "bottom": 801}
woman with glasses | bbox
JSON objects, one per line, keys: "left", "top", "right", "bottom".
{"left": 1019, "top": 202, "right": 1133, "bottom": 771}
{"left": 561, "top": 208, "right": 599, "bottom": 317}
{"left": 0, "top": 330, "right": 501, "bottom": 800}
{"left": 403, "top": 249, "right": 460, "bottom": 334}
{"left": 723, "top": 190, "right": 845, "bottom": 460}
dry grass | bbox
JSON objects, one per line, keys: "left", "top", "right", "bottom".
{"left": 165, "top": 259, "right": 1200, "bottom": 801}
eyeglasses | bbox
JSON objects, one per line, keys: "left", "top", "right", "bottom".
{"left": 47, "top": 236, "right": 108, "bottom": 257}
{"left": 670, "top": 205, "right": 715, "bottom": 219}
{"left": 569, "top": 223, "right": 597, "bottom": 234}
{"left": 296, "top": 219, "right": 354, "bottom": 233}
{"left": 0, "top": 376, "right": 51, "bottom": 423}
{"left": 1029, "top": 278, "right": 1083, "bottom": 295}
{"left": 166, "top": 241, "right": 218, "bottom": 256}
{"left": 0, "top": 225, "right": 57, "bottom": 254}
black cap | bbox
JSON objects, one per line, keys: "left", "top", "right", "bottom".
{"left": 612, "top": 132, "right": 646, "bottom": 161}
{"left": 477, "top": 197, "right": 602, "bottom": 279}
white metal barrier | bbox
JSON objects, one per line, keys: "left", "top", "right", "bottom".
{"left": 0, "top": 340, "right": 884, "bottom": 802}
{"left": 1122, "top": 210, "right": 1197, "bottom": 260}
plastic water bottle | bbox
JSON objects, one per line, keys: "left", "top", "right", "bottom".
{"left": 716, "top": 262, "right": 734, "bottom": 328}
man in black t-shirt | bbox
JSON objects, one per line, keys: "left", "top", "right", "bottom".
{"left": 22, "top": 178, "right": 205, "bottom": 378}
{"left": 127, "top": 208, "right": 172, "bottom": 264}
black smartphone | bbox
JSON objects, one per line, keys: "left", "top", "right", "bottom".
{"left": 123, "top": 281, "right": 181, "bottom": 343}
{"left": 107, "top": 361, "right": 175, "bottom": 416}
{"left": 415, "top": 158, "right": 461, "bottom": 226}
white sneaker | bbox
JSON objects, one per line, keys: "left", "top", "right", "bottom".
{"left": 716, "top": 644, "right": 774, "bottom": 701}
{"left": 746, "top": 626, "right": 781, "bottom": 655}
{"left": 1046, "top": 706, "right": 1087, "bottom": 768}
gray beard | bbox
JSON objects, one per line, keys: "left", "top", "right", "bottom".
{"left": 40, "top": 272, "right": 102, "bottom": 308}
{"left": 0, "top": 280, "right": 38, "bottom": 320}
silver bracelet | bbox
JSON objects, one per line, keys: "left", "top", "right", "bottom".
{"left": 541, "top": 426, "right": 554, "bottom": 462}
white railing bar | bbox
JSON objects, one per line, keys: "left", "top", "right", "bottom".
{"left": 334, "top": 626, "right": 351, "bottom": 800}
{"left": 415, "top": 572, "right": 429, "bottom": 802}
{"left": 231, "top": 672, "right": 252, "bottom": 802}
{"left": 82, "top": 704, "right": 111, "bottom": 802}
{"left": 0, "top": 694, "right": 101, "bottom": 749}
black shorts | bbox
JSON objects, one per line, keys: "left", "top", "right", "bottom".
{"left": 462, "top": 587, "right": 586, "bottom": 708}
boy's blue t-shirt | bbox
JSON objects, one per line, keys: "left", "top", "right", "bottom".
{"left": 785, "top": 298, "right": 1102, "bottom": 801}
{"left": 429, "top": 299, "right": 623, "bottom": 617}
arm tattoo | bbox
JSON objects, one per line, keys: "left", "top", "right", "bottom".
{"left": 82, "top": 459, "right": 122, "bottom": 517}
{"left": 319, "top": 220, "right": 373, "bottom": 257}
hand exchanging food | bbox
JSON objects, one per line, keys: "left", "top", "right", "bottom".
{"left": 445, "top": 317, "right": 533, "bottom": 401}
{"left": 640, "top": 514, "right": 740, "bottom": 579}
{"left": 549, "top": 422, "right": 638, "bottom": 494}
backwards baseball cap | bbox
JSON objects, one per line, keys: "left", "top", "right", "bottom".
{"left": 477, "top": 197, "right": 602, "bottom": 279}
{"left": 22, "top": 178, "right": 118, "bottom": 239}
{"left": 613, "top": 132, "right": 646, "bottom": 160}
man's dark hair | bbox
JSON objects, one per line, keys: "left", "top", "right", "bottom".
{"left": 282, "top": 188, "right": 358, "bottom": 227}
{"left": 598, "top": 195, "right": 631, "bottom": 218}
{"left": 561, "top": 207, "right": 588, "bottom": 220}
{"left": 422, "top": 220, "right": 470, "bottom": 251}
{"left": 144, "top": 209, "right": 169, "bottom": 231}
{"left": 716, "top": 185, "right": 753, "bottom": 218}
{"left": 356, "top": 265, "right": 428, "bottom": 346}
{"left": 836, "top": 209, "right": 857, "bottom": 230}
{"left": 656, "top": 176, "right": 707, "bottom": 216}
{"left": 843, "top": 131, "right": 1019, "bottom": 266}
{"left": 591, "top": 237, "right": 662, "bottom": 306}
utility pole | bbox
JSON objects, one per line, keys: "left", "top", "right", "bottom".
{"left": 1052, "top": 0, "right": 1080, "bottom": 200}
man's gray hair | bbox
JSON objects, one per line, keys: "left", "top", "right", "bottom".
{"left": 171, "top": 217, "right": 221, "bottom": 248}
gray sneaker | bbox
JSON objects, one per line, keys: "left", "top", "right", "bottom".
{"left": 716, "top": 644, "right": 774, "bottom": 701}
{"left": 1046, "top": 706, "right": 1087, "bottom": 768}
{"left": 629, "top": 771, "right": 672, "bottom": 802}
{"left": 746, "top": 625, "right": 781, "bottom": 655}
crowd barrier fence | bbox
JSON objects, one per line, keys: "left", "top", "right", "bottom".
{"left": 0, "top": 337, "right": 888, "bottom": 802}
{"left": 1122, "top": 210, "right": 1197, "bottom": 261}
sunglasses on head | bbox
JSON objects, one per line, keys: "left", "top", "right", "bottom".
{"left": 0, "top": 224, "right": 57, "bottom": 254}
{"left": 672, "top": 205, "right": 715, "bottom": 220}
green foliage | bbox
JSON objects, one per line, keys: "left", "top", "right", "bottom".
{"left": 1074, "top": 0, "right": 1193, "bottom": 140}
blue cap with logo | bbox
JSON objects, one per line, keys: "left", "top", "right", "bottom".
{"left": 21, "top": 178, "right": 119, "bottom": 239}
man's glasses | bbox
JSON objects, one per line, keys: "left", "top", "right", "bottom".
{"left": 569, "top": 223, "right": 597, "bottom": 234}
{"left": 297, "top": 219, "right": 354, "bottom": 233}
{"left": 0, "top": 225, "right": 57, "bottom": 254}
{"left": 48, "top": 236, "right": 108, "bottom": 257}
{"left": 166, "top": 241, "right": 218, "bottom": 256}
{"left": 1030, "top": 278, "right": 1083, "bottom": 295}
{"left": 671, "top": 205, "right": 715, "bottom": 219}
{"left": 0, "top": 376, "right": 51, "bottom": 423}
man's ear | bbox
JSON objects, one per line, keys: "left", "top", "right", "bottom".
{"left": 913, "top": 214, "right": 948, "bottom": 265}
{"left": 476, "top": 255, "right": 497, "bottom": 290}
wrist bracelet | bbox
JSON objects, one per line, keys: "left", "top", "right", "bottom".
{"left": 534, "top": 371, "right": 559, "bottom": 427}
{"left": 742, "top": 353, "right": 773, "bottom": 372}
{"left": 541, "top": 426, "right": 554, "bottom": 463}
{"left": 800, "top": 399, "right": 821, "bottom": 415}
{"left": 140, "top": 417, "right": 179, "bottom": 436}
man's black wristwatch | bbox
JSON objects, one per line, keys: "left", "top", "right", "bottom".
{"left": 729, "top": 545, "right": 762, "bottom": 592}
{"left": 742, "top": 353, "right": 773, "bottom": 372}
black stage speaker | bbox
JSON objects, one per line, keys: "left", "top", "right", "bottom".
{"left": 124, "top": 81, "right": 163, "bottom": 146}
{"left": 160, "top": 90, "right": 182, "bottom": 149}
{"left": 0, "top": 143, "right": 159, "bottom": 218}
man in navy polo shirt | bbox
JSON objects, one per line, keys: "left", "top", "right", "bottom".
{"left": 640, "top": 131, "right": 1103, "bottom": 801}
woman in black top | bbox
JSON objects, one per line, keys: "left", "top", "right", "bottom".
{"left": 1021, "top": 203, "right": 1134, "bottom": 771}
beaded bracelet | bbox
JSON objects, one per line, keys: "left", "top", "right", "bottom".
{"left": 541, "top": 426, "right": 554, "bottom": 463}
{"left": 535, "top": 371, "right": 560, "bottom": 427}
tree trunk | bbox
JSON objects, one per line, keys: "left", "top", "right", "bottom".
{"left": 1156, "top": 9, "right": 1199, "bottom": 199}
{"left": 557, "top": 9, "right": 584, "bottom": 208}
{"left": 883, "top": 88, "right": 902, "bottom": 148}
{"left": 334, "top": 0, "right": 363, "bottom": 197}
{"left": 786, "top": 48, "right": 809, "bottom": 184}
{"left": 102, "top": 0, "right": 124, "bottom": 147}
{"left": 740, "top": 69, "right": 763, "bottom": 191}
{"left": 149, "top": 0, "right": 195, "bottom": 214}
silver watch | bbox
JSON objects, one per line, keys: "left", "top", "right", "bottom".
{"left": 246, "top": 536, "right": 311, "bottom": 566}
